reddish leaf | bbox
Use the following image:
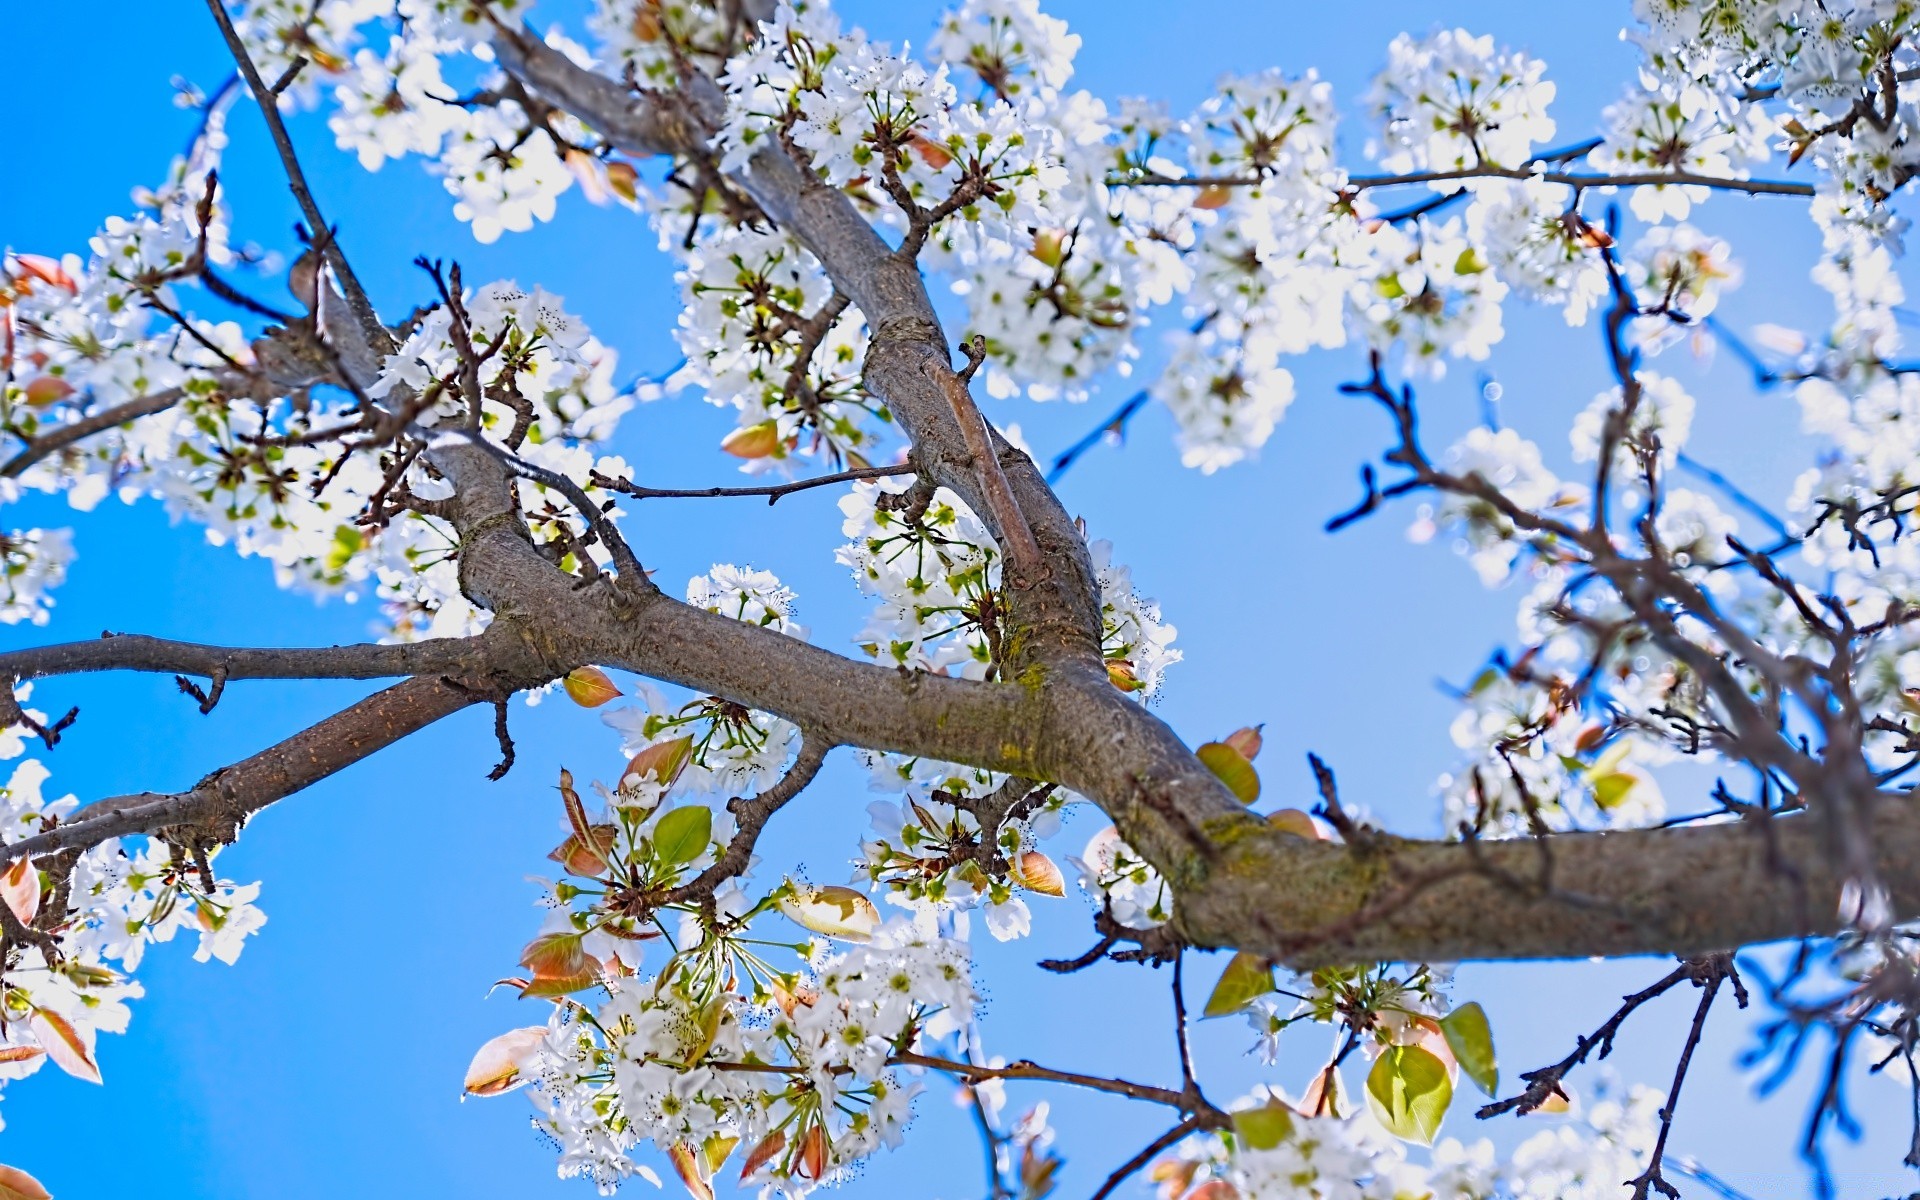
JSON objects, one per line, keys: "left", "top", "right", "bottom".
{"left": 1193, "top": 185, "right": 1233, "bottom": 210}
{"left": 563, "top": 666, "right": 622, "bottom": 708}
{"left": 29, "top": 1008, "right": 99, "bottom": 1084}
{"left": 22, "top": 376, "right": 71, "bottom": 407}
{"left": 668, "top": 1142, "right": 714, "bottom": 1200}
{"left": 11, "top": 255, "right": 76, "bottom": 293}
{"left": 1223, "top": 725, "right": 1264, "bottom": 761}
{"left": 556, "top": 771, "right": 613, "bottom": 873}
{"left": 1010, "top": 851, "right": 1065, "bottom": 897}
{"left": 0, "top": 856, "right": 39, "bottom": 927}
{"left": 462, "top": 1026, "right": 548, "bottom": 1097}
{"left": 739, "top": 1129, "right": 786, "bottom": 1180}
{"left": 548, "top": 826, "right": 619, "bottom": 877}
{"left": 796, "top": 1123, "right": 828, "bottom": 1180}
{"left": 0, "top": 1164, "right": 51, "bottom": 1200}
{"left": 910, "top": 136, "right": 954, "bottom": 169}
{"left": 624, "top": 736, "right": 695, "bottom": 790}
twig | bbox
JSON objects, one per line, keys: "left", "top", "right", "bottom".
{"left": 1, "top": 388, "right": 192, "bottom": 478}
{"left": 1478, "top": 961, "right": 1694, "bottom": 1119}
{"left": 923, "top": 339, "right": 1041, "bottom": 570}
{"left": 1088, "top": 1116, "right": 1203, "bottom": 1200}
{"left": 1629, "top": 954, "right": 1743, "bottom": 1200}
{"left": 201, "top": 0, "right": 388, "bottom": 351}
{"left": 590, "top": 463, "right": 914, "bottom": 505}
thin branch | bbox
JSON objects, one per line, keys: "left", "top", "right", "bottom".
{"left": 590, "top": 462, "right": 914, "bottom": 505}
{"left": 1478, "top": 962, "right": 1694, "bottom": 1119}
{"left": 923, "top": 339, "right": 1042, "bottom": 570}
{"left": 2, "top": 675, "right": 487, "bottom": 861}
{"left": 891, "top": 1050, "right": 1215, "bottom": 1118}
{"left": 1629, "top": 954, "right": 1744, "bottom": 1200}
{"left": 1089, "top": 1116, "right": 1203, "bottom": 1200}
{"left": 0, "top": 631, "right": 499, "bottom": 689}
{"left": 1, "top": 388, "right": 191, "bottom": 478}
{"left": 1117, "top": 166, "right": 1813, "bottom": 199}
{"left": 201, "top": 0, "right": 388, "bottom": 351}
{"left": 662, "top": 735, "right": 833, "bottom": 906}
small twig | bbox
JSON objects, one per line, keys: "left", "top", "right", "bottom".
{"left": 922, "top": 341, "right": 1041, "bottom": 570}
{"left": 1479, "top": 961, "right": 1695, "bottom": 1118}
{"left": 202, "top": 0, "right": 388, "bottom": 352}
{"left": 1088, "top": 1116, "right": 1203, "bottom": 1200}
{"left": 590, "top": 463, "right": 913, "bottom": 505}
{"left": 487, "top": 698, "right": 515, "bottom": 780}
{"left": 1629, "top": 954, "right": 1743, "bottom": 1200}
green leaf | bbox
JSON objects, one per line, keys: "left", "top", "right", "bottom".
{"left": 1203, "top": 950, "right": 1275, "bottom": 1018}
{"left": 1590, "top": 771, "right": 1637, "bottom": 810}
{"left": 653, "top": 805, "right": 713, "bottom": 867}
{"left": 1196, "top": 742, "right": 1260, "bottom": 804}
{"left": 1231, "top": 1098, "right": 1295, "bottom": 1150}
{"left": 1365, "top": 1045, "right": 1453, "bottom": 1145}
{"left": 1440, "top": 1002, "right": 1499, "bottom": 1096}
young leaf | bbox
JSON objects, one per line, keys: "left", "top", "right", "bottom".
{"left": 1010, "top": 850, "right": 1065, "bottom": 897}
{"left": 1223, "top": 725, "right": 1264, "bottom": 761}
{"left": 1439, "top": 1002, "right": 1498, "bottom": 1096}
{"left": 625, "top": 735, "right": 696, "bottom": 789}
{"left": 518, "top": 964, "right": 605, "bottom": 998}
{"left": 0, "top": 856, "right": 39, "bottom": 926}
{"left": 29, "top": 1008, "right": 100, "bottom": 1084}
{"left": 721, "top": 419, "right": 782, "bottom": 459}
{"left": 796, "top": 1123, "right": 828, "bottom": 1179}
{"left": 519, "top": 931, "right": 589, "bottom": 979}
{"left": 556, "top": 770, "right": 613, "bottom": 873}
{"left": 739, "top": 1129, "right": 786, "bottom": 1181}
{"left": 1300, "top": 1064, "right": 1345, "bottom": 1118}
{"left": 462, "top": 1026, "right": 548, "bottom": 1097}
{"left": 653, "top": 805, "right": 713, "bottom": 867}
{"left": 778, "top": 883, "right": 880, "bottom": 941}
{"left": 605, "top": 160, "right": 639, "bottom": 204}
{"left": 668, "top": 1141, "right": 714, "bottom": 1200}
{"left": 1203, "top": 950, "right": 1274, "bottom": 1018}
{"left": 1267, "top": 809, "right": 1324, "bottom": 840}
{"left": 0, "top": 1164, "right": 51, "bottom": 1200}
{"left": 562, "top": 666, "right": 623, "bottom": 708}
{"left": 702, "top": 1134, "right": 739, "bottom": 1176}
{"left": 1365, "top": 1045, "right": 1452, "bottom": 1145}
{"left": 1196, "top": 741, "right": 1260, "bottom": 803}
{"left": 1231, "top": 1096, "right": 1296, "bottom": 1150}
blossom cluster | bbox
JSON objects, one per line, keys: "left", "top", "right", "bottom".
{"left": 1158, "top": 1083, "right": 1663, "bottom": 1200}
{"left": 0, "top": 694, "right": 266, "bottom": 1129}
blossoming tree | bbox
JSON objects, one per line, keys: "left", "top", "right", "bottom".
{"left": 7, "top": 0, "right": 1920, "bottom": 1195}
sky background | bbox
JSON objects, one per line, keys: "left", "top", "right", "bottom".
{"left": 2, "top": 1, "right": 1913, "bottom": 1197}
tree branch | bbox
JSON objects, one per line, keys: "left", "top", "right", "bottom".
{"left": 202, "top": 0, "right": 388, "bottom": 352}
{"left": 3, "top": 675, "right": 490, "bottom": 860}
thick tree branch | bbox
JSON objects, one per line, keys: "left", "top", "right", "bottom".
{"left": 431, "top": 29, "right": 1920, "bottom": 972}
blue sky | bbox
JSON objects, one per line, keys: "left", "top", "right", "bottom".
{"left": 2, "top": 1, "right": 1913, "bottom": 1196}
